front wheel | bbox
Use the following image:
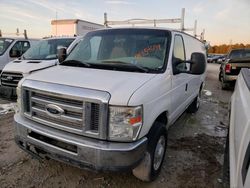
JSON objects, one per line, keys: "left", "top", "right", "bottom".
{"left": 219, "top": 71, "right": 222, "bottom": 82}
{"left": 132, "top": 122, "right": 167, "bottom": 181}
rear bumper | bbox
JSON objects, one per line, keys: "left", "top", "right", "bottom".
{"left": 14, "top": 114, "right": 147, "bottom": 171}
{"left": 224, "top": 74, "right": 238, "bottom": 82}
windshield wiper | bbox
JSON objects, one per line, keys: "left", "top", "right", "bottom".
{"left": 60, "top": 59, "right": 91, "bottom": 67}
{"left": 101, "top": 60, "right": 150, "bottom": 73}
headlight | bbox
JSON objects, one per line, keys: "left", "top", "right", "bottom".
{"left": 109, "top": 106, "right": 143, "bottom": 141}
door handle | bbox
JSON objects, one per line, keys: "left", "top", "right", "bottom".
{"left": 185, "top": 83, "right": 188, "bottom": 91}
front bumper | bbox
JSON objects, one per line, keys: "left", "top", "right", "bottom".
{"left": 0, "top": 85, "right": 17, "bottom": 98}
{"left": 14, "top": 114, "right": 147, "bottom": 171}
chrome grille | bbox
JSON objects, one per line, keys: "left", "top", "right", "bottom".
{"left": 90, "top": 103, "right": 100, "bottom": 131}
{"left": 1, "top": 72, "right": 23, "bottom": 87}
{"left": 23, "top": 89, "right": 102, "bottom": 136}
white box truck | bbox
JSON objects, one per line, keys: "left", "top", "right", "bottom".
{"left": 51, "top": 19, "right": 104, "bottom": 36}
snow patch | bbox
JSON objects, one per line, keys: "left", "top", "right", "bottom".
{"left": 203, "top": 90, "right": 212, "bottom": 96}
{"left": 0, "top": 103, "right": 17, "bottom": 115}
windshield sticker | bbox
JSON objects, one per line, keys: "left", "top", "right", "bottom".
{"left": 135, "top": 44, "right": 161, "bottom": 58}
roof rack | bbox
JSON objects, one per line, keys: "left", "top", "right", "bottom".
{"left": 0, "top": 28, "right": 28, "bottom": 39}
{"left": 105, "top": 8, "right": 185, "bottom": 29}
{"left": 104, "top": 8, "right": 205, "bottom": 40}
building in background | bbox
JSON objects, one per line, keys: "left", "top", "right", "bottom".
{"left": 51, "top": 19, "right": 104, "bottom": 36}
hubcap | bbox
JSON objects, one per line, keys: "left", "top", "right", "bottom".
{"left": 153, "top": 136, "right": 166, "bottom": 171}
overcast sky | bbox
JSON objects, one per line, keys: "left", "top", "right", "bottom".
{"left": 0, "top": 0, "right": 249, "bottom": 45}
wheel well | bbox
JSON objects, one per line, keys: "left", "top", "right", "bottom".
{"left": 146, "top": 111, "right": 168, "bottom": 139}
{"left": 200, "top": 83, "right": 204, "bottom": 93}
{"left": 155, "top": 111, "right": 168, "bottom": 125}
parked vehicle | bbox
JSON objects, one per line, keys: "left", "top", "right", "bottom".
{"left": 223, "top": 68, "right": 250, "bottom": 188}
{"left": 14, "top": 28, "right": 206, "bottom": 181}
{"left": 51, "top": 19, "right": 104, "bottom": 36}
{"left": 217, "top": 55, "right": 227, "bottom": 64}
{"left": 0, "top": 37, "right": 80, "bottom": 97}
{"left": 207, "top": 54, "right": 221, "bottom": 63}
{"left": 0, "top": 37, "right": 38, "bottom": 72}
{"left": 219, "top": 49, "right": 250, "bottom": 89}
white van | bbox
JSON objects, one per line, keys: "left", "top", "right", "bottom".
{"left": 0, "top": 37, "right": 38, "bottom": 72}
{"left": 14, "top": 28, "right": 206, "bottom": 181}
{"left": 0, "top": 37, "right": 80, "bottom": 90}
{"left": 223, "top": 68, "right": 250, "bottom": 188}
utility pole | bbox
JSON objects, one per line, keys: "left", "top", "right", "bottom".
{"left": 55, "top": 11, "right": 58, "bottom": 36}
{"left": 104, "top": 12, "right": 108, "bottom": 27}
{"left": 193, "top": 20, "right": 197, "bottom": 37}
{"left": 180, "top": 8, "right": 185, "bottom": 32}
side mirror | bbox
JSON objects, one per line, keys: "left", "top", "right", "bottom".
{"left": 172, "top": 57, "right": 190, "bottom": 75}
{"left": 190, "top": 52, "right": 206, "bottom": 75}
{"left": 57, "top": 48, "right": 67, "bottom": 63}
{"left": 10, "top": 48, "right": 21, "bottom": 58}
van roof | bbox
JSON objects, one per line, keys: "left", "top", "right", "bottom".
{"left": 91, "top": 27, "right": 204, "bottom": 43}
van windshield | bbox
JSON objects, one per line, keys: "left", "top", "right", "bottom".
{"left": 23, "top": 38, "right": 74, "bottom": 60}
{"left": 0, "top": 38, "right": 14, "bottom": 56}
{"left": 63, "top": 29, "right": 170, "bottom": 73}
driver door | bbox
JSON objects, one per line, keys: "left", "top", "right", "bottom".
{"left": 170, "top": 34, "right": 190, "bottom": 121}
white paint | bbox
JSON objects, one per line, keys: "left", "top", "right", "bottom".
{"left": 1, "top": 37, "right": 82, "bottom": 79}
{"left": 0, "top": 38, "right": 38, "bottom": 71}
{"left": 229, "top": 71, "right": 250, "bottom": 188}
{"left": 21, "top": 28, "right": 206, "bottom": 139}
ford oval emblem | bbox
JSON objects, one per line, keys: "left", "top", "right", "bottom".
{"left": 6, "top": 76, "right": 13, "bottom": 81}
{"left": 45, "top": 104, "right": 64, "bottom": 117}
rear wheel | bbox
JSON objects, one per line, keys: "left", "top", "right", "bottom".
{"left": 221, "top": 77, "right": 229, "bottom": 90}
{"left": 132, "top": 122, "right": 167, "bottom": 181}
{"left": 187, "top": 90, "right": 201, "bottom": 113}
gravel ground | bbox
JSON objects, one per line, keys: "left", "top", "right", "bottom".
{"left": 0, "top": 63, "right": 232, "bottom": 188}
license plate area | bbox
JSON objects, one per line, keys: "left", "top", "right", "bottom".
{"left": 28, "top": 131, "right": 77, "bottom": 154}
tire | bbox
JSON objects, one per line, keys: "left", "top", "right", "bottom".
{"left": 187, "top": 91, "right": 201, "bottom": 113}
{"left": 223, "top": 132, "right": 230, "bottom": 187}
{"left": 219, "top": 71, "right": 222, "bottom": 82}
{"left": 132, "top": 122, "right": 167, "bottom": 182}
{"left": 221, "top": 78, "right": 228, "bottom": 90}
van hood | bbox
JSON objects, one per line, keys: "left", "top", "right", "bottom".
{"left": 2, "top": 59, "right": 57, "bottom": 74}
{"left": 25, "top": 66, "right": 157, "bottom": 105}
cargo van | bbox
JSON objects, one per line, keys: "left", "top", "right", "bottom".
{"left": 0, "top": 37, "right": 38, "bottom": 72}
{"left": 14, "top": 28, "right": 206, "bottom": 181}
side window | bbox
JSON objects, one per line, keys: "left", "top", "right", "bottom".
{"left": 9, "top": 41, "right": 30, "bottom": 57}
{"left": 90, "top": 36, "right": 101, "bottom": 60}
{"left": 21, "top": 41, "right": 30, "bottom": 54}
{"left": 172, "top": 35, "right": 186, "bottom": 72}
{"left": 9, "top": 41, "right": 22, "bottom": 57}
